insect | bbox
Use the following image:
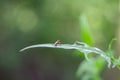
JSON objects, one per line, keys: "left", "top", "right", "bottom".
{"left": 54, "top": 40, "right": 61, "bottom": 46}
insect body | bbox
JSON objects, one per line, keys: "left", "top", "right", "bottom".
{"left": 54, "top": 40, "right": 61, "bottom": 46}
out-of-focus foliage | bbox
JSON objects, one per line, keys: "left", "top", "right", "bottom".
{"left": 76, "top": 57, "right": 105, "bottom": 80}
{"left": 77, "top": 14, "right": 105, "bottom": 80}
{"left": 79, "top": 15, "right": 93, "bottom": 45}
{"left": 0, "top": 0, "right": 119, "bottom": 80}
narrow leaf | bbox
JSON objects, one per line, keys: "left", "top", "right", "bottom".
{"left": 20, "top": 41, "right": 111, "bottom": 68}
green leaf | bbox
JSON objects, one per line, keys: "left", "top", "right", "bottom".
{"left": 79, "top": 15, "right": 92, "bottom": 45}
{"left": 20, "top": 41, "right": 111, "bottom": 68}
{"left": 108, "top": 38, "right": 116, "bottom": 51}
{"left": 76, "top": 57, "right": 105, "bottom": 80}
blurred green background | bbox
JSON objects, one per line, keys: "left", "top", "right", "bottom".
{"left": 0, "top": 0, "right": 120, "bottom": 80}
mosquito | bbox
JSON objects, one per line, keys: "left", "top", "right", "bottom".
{"left": 54, "top": 40, "right": 61, "bottom": 46}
